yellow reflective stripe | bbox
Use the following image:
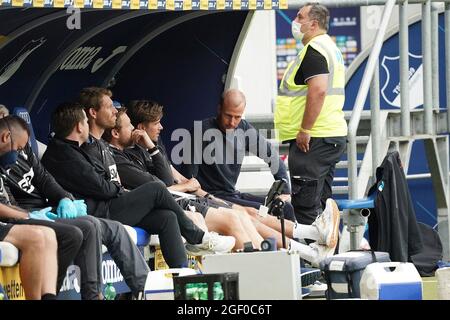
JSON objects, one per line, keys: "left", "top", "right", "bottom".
{"left": 278, "top": 87, "right": 308, "bottom": 97}
{"left": 278, "top": 86, "right": 343, "bottom": 97}
{"left": 311, "top": 41, "right": 336, "bottom": 94}
{"left": 312, "top": 40, "right": 345, "bottom": 95}
{"left": 279, "top": 52, "right": 305, "bottom": 95}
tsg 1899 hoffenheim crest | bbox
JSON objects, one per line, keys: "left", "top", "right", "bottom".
{"left": 381, "top": 53, "right": 423, "bottom": 109}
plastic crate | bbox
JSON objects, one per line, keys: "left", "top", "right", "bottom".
{"left": 173, "top": 273, "right": 239, "bottom": 300}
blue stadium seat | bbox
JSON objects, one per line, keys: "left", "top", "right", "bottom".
{"left": 335, "top": 193, "right": 375, "bottom": 251}
{"left": 134, "top": 227, "right": 150, "bottom": 247}
{"left": 335, "top": 198, "right": 375, "bottom": 210}
{"left": 335, "top": 191, "right": 376, "bottom": 210}
{"left": 12, "top": 107, "right": 39, "bottom": 156}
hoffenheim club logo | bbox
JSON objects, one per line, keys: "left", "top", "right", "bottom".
{"left": 381, "top": 53, "right": 423, "bottom": 109}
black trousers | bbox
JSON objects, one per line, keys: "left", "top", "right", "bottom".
{"left": 288, "top": 137, "right": 346, "bottom": 224}
{"left": 6, "top": 218, "right": 83, "bottom": 295}
{"left": 90, "top": 217, "right": 150, "bottom": 295}
{"left": 108, "top": 181, "right": 205, "bottom": 268}
{"left": 54, "top": 216, "right": 101, "bottom": 300}
{"left": 24, "top": 212, "right": 102, "bottom": 300}
{"left": 59, "top": 216, "right": 151, "bottom": 297}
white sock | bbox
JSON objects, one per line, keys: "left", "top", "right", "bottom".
{"left": 201, "top": 232, "right": 210, "bottom": 243}
{"left": 293, "top": 223, "right": 320, "bottom": 241}
{"left": 289, "top": 239, "right": 318, "bottom": 265}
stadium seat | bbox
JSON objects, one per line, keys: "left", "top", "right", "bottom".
{"left": 134, "top": 227, "right": 151, "bottom": 247}
{"left": 12, "top": 107, "right": 40, "bottom": 156}
{"left": 335, "top": 198, "right": 374, "bottom": 210}
{"left": 335, "top": 194, "right": 375, "bottom": 251}
{"left": 101, "top": 226, "right": 150, "bottom": 254}
{"left": 0, "top": 241, "right": 19, "bottom": 267}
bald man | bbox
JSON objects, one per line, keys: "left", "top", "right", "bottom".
{"left": 181, "top": 89, "right": 296, "bottom": 222}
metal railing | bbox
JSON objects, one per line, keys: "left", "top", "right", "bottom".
{"left": 348, "top": 0, "right": 396, "bottom": 199}
{"left": 287, "top": 0, "right": 450, "bottom": 259}
{"left": 400, "top": 0, "right": 411, "bottom": 137}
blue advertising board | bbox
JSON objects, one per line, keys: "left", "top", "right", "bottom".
{"left": 57, "top": 253, "right": 131, "bottom": 300}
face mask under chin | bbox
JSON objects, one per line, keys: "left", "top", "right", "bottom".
{"left": 0, "top": 131, "right": 19, "bottom": 169}
{"left": 0, "top": 150, "right": 19, "bottom": 169}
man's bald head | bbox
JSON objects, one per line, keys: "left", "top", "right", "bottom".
{"left": 220, "top": 89, "right": 246, "bottom": 110}
{"left": 217, "top": 89, "right": 246, "bottom": 131}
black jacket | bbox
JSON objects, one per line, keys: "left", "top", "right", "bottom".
{"left": 0, "top": 144, "right": 73, "bottom": 210}
{"left": 0, "top": 176, "right": 18, "bottom": 207}
{"left": 124, "top": 143, "right": 174, "bottom": 187}
{"left": 81, "top": 135, "right": 121, "bottom": 184}
{"left": 368, "top": 151, "right": 424, "bottom": 262}
{"left": 110, "top": 145, "right": 164, "bottom": 190}
{"left": 41, "top": 137, "right": 123, "bottom": 218}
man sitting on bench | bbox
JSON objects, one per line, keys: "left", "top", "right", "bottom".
{"left": 41, "top": 96, "right": 235, "bottom": 267}
{"left": 0, "top": 115, "right": 150, "bottom": 300}
{"left": 103, "top": 100, "right": 340, "bottom": 267}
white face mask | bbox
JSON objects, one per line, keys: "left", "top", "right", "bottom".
{"left": 291, "top": 20, "right": 304, "bottom": 41}
{"left": 291, "top": 20, "right": 312, "bottom": 41}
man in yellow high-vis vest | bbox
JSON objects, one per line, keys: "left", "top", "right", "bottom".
{"left": 274, "top": 3, "right": 347, "bottom": 225}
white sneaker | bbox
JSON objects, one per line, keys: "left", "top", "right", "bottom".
{"left": 305, "top": 281, "right": 328, "bottom": 298}
{"left": 309, "top": 242, "right": 336, "bottom": 268}
{"left": 185, "top": 232, "right": 235, "bottom": 256}
{"left": 312, "top": 198, "right": 340, "bottom": 247}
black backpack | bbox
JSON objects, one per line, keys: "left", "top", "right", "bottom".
{"left": 410, "top": 222, "right": 443, "bottom": 276}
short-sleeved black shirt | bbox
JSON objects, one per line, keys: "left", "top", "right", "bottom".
{"left": 294, "top": 46, "right": 329, "bottom": 85}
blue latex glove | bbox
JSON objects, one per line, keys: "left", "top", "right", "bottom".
{"left": 57, "top": 198, "right": 77, "bottom": 219}
{"left": 29, "top": 207, "right": 57, "bottom": 222}
{"left": 73, "top": 200, "right": 87, "bottom": 217}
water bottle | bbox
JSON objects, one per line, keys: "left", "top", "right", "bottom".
{"left": 104, "top": 283, "right": 116, "bottom": 300}
{"left": 185, "top": 283, "right": 198, "bottom": 300}
{"left": 199, "top": 283, "right": 208, "bottom": 300}
{"left": 213, "top": 282, "right": 224, "bottom": 300}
